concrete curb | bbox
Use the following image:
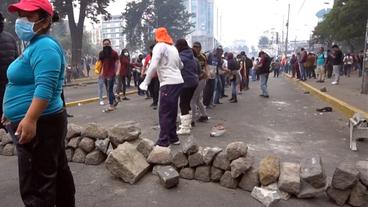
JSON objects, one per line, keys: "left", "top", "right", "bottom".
{"left": 64, "top": 80, "right": 97, "bottom": 87}
{"left": 284, "top": 74, "right": 368, "bottom": 118}
{"left": 65, "top": 90, "right": 137, "bottom": 108}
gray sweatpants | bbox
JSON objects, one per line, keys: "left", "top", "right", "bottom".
{"left": 190, "top": 79, "right": 207, "bottom": 120}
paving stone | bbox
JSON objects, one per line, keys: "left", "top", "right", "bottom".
{"left": 211, "top": 166, "right": 224, "bottom": 182}
{"left": 79, "top": 137, "right": 95, "bottom": 153}
{"left": 72, "top": 148, "right": 86, "bottom": 163}
{"left": 182, "top": 135, "right": 199, "bottom": 155}
{"left": 188, "top": 149, "right": 204, "bottom": 168}
{"left": 297, "top": 179, "right": 327, "bottom": 199}
{"left": 137, "top": 138, "right": 154, "bottom": 158}
{"left": 0, "top": 132, "right": 12, "bottom": 146}
{"left": 332, "top": 162, "right": 359, "bottom": 190}
{"left": 220, "top": 171, "right": 238, "bottom": 189}
{"left": 95, "top": 138, "right": 110, "bottom": 154}
{"left": 278, "top": 162, "right": 301, "bottom": 195}
{"left": 65, "top": 148, "right": 74, "bottom": 162}
{"left": 152, "top": 165, "right": 170, "bottom": 176}
{"left": 194, "top": 166, "right": 211, "bottom": 182}
{"left": 356, "top": 161, "right": 368, "bottom": 187}
{"left": 67, "top": 137, "right": 81, "bottom": 149}
{"left": 179, "top": 167, "right": 195, "bottom": 180}
{"left": 66, "top": 123, "right": 84, "bottom": 140}
{"left": 108, "top": 121, "right": 141, "bottom": 147}
{"left": 202, "top": 147, "right": 222, "bottom": 165}
{"left": 170, "top": 145, "right": 188, "bottom": 168}
{"left": 83, "top": 123, "right": 108, "bottom": 139}
{"left": 230, "top": 156, "right": 253, "bottom": 178}
{"left": 263, "top": 183, "right": 291, "bottom": 201}
{"left": 85, "top": 150, "right": 107, "bottom": 165}
{"left": 348, "top": 181, "right": 368, "bottom": 207}
{"left": 105, "top": 142, "right": 150, "bottom": 184}
{"left": 326, "top": 186, "right": 352, "bottom": 206}
{"left": 300, "top": 155, "right": 326, "bottom": 188}
{"left": 239, "top": 167, "right": 260, "bottom": 192}
{"left": 147, "top": 146, "right": 172, "bottom": 165}
{"left": 157, "top": 166, "right": 179, "bottom": 189}
{"left": 226, "top": 141, "right": 248, "bottom": 161}
{"left": 2, "top": 143, "right": 15, "bottom": 156}
{"left": 251, "top": 186, "right": 281, "bottom": 207}
{"left": 212, "top": 151, "right": 230, "bottom": 171}
{"left": 259, "top": 155, "right": 280, "bottom": 186}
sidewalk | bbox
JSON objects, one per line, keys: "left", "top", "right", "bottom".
{"left": 285, "top": 73, "right": 368, "bottom": 118}
{"left": 64, "top": 76, "right": 97, "bottom": 87}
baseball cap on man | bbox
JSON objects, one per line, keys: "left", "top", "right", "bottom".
{"left": 8, "top": 0, "right": 54, "bottom": 16}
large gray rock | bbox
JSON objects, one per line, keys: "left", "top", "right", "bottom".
{"left": 95, "top": 138, "right": 110, "bottom": 154}
{"left": 356, "top": 161, "right": 368, "bottom": 187}
{"left": 147, "top": 146, "right": 172, "bottom": 165}
{"left": 137, "top": 138, "right": 154, "bottom": 158}
{"left": 105, "top": 142, "right": 150, "bottom": 184}
{"left": 211, "top": 166, "right": 224, "bottom": 182}
{"left": 188, "top": 148, "right": 204, "bottom": 168}
{"left": 108, "top": 122, "right": 141, "bottom": 147}
{"left": 79, "top": 137, "right": 95, "bottom": 153}
{"left": 72, "top": 148, "right": 86, "bottom": 163}
{"left": 0, "top": 132, "right": 12, "bottom": 146}
{"left": 65, "top": 148, "right": 74, "bottom": 162}
{"left": 152, "top": 165, "right": 167, "bottom": 176}
{"left": 180, "top": 167, "right": 194, "bottom": 180}
{"left": 170, "top": 145, "right": 188, "bottom": 168}
{"left": 85, "top": 150, "right": 107, "bottom": 165}
{"left": 332, "top": 162, "right": 359, "bottom": 190}
{"left": 2, "top": 144, "right": 15, "bottom": 156}
{"left": 195, "top": 166, "right": 211, "bottom": 182}
{"left": 213, "top": 151, "right": 230, "bottom": 170}
{"left": 202, "top": 147, "right": 222, "bottom": 165}
{"left": 259, "top": 155, "right": 280, "bottom": 186}
{"left": 264, "top": 183, "right": 291, "bottom": 201}
{"left": 348, "top": 181, "right": 368, "bottom": 207}
{"left": 157, "top": 166, "right": 179, "bottom": 189}
{"left": 182, "top": 136, "right": 199, "bottom": 155}
{"left": 300, "top": 155, "right": 326, "bottom": 188}
{"left": 239, "top": 168, "right": 260, "bottom": 192}
{"left": 326, "top": 186, "right": 352, "bottom": 206}
{"left": 251, "top": 186, "right": 281, "bottom": 207}
{"left": 297, "top": 180, "right": 327, "bottom": 199}
{"left": 230, "top": 156, "right": 253, "bottom": 178}
{"left": 83, "top": 123, "right": 108, "bottom": 139}
{"left": 67, "top": 137, "right": 81, "bottom": 149}
{"left": 278, "top": 162, "right": 301, "bottom": 195}
{"left": 226, "top": 141, "right": 248, "bottom": 161}
{"left": 220, "top": 171, "right": 238, "bottom": 189}
{"left": 66, "top": 123, "right": 84, "bottom": 140}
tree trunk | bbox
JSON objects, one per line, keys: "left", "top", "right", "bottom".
{"left": 361, "top": 20, "right": 368, "bottom": 94}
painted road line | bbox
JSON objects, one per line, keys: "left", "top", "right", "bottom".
{"left": 284, "top": 74, "right": 368, "bottom": 118}
{"left": 66, "top": 90, "right": 137, "bottom": 107}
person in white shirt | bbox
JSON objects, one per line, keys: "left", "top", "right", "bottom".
{"left": 343, "top": 53, "right": 353, "bottom": 77}
{"left": 140, "top": 27, "right": 184, "bottom": 147}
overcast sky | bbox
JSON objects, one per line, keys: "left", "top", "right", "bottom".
{"left": 104, "top": 0, "right": 334, "bottom": 47}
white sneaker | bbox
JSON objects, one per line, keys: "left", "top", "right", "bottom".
{"left": 99, "top": 101, "right": 105, "bottom": 106}
{"left": 171, "top": 140, "right": 181, "bottom": 145}
{"left": 331, "top": 81, "right": 339, "bottom": 85}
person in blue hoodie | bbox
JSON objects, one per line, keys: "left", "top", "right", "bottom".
{"left": 175, "top": 39, "right": 199, "bottom": 135}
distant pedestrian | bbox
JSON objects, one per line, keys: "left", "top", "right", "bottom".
{"left": 315, "top": 47, "right": 326, "bottom": 82}
{"left": 325, "top": 49, "right": 333, "bottom": 78}
{"left": 256, "top": 51, "right": 272, "bottom": 98}
{"left": 139, "top": 27, "right": 184, "bottom": 147}
{"left": 117, "top": 48, "right": 132, "bottom": 101}
{"left": 142, "top": 44, "right": 159, "bottom": 109}
{"left": 227, "top": 53, "right": 240, "bottom": 103}
{"left": 343, "top": 53, "right": 353, "bottom": 77}
{"left": 203, "top": 46, "right": 222, "bottom": 108}
{"left": 272, "top": 59, "right": 281, "bottom": 78}
{"left": 330, "top": 44, "right": 344, "bottom": 85}
{"left": 298, "top": 48, "right": 308, "bottom": 81}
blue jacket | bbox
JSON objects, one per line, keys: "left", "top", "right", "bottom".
{"left": 179, "top": 48, "right": 199, "bottom": 88}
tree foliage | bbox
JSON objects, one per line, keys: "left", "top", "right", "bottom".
{"left": 312, "top": 0, "right": 368, "bottom": 51}
{"left": 123, "top": 0, "right": 194, "bottom": 53}
{"left": 258, "top": 36, "right": 270, "bottom": 49}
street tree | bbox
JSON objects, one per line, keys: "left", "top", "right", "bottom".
{"left": 258, "top": 36, "right": 270, "bottom": 49}
{"left": 52, "top": 0, "right": 113, "bottom": 66}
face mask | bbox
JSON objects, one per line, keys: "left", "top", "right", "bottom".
{"left": 124, "top": 52, "right": 129, "bottom": 56}
{"left": 15, "top": 17, "right": 43, "bottom": 41}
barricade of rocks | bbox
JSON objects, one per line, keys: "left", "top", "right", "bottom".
{"left": 0, "top": 129, "right": 16, "bottom": 156}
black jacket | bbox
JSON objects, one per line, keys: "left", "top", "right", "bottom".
{"left": 0, "top": 31, "right": 18, "bottom": 83}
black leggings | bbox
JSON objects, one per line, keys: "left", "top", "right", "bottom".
{"left": 179, "top": 86, "right": 197, "bottom": 115}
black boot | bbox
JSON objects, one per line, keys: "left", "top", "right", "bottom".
{"left": 230, "top": 97, "right": 238, "bottom": 103}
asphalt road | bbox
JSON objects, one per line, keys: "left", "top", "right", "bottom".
{"left": 1, "top": 76, "right": 367, "bottom": 207}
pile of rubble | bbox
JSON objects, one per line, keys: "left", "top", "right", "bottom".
{"left": 0, "top": 129, "right": 16, "bottom": 156}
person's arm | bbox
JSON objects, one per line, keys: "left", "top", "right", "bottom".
{"left": 140, "top": 45, "right": 161, "bottom": 89}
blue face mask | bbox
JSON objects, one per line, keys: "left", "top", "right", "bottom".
{"left": 15, "top": 17, "right": 42, "bottom": 41}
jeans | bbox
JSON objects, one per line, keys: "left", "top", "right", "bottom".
{"left": 104, "top": 76, "right": 115, "bottom": 106}
{"left": 180, "top": 86, "right": 197, "bottom": 115}
{"left": 190, "top": 79, "right": 207, "bottom": 120}
{"left": 333, "top": 65, "right": 342, "bottom": 83}
{"left": 213, "top": 75, "right": 223, "bottom": 104}
{"left": 115, "top": 75, "right": 127, "bottom": 96}
{"left": 231, "top": 79, "right": 237, "bottom": 98}
{"left": 251, "top": 68, "right": 257, "bottom": 81}
{"left": 260, "top": 73, "right": 269, "bottom": 96}
{"left": 148, "top": 77, "right": 160, "bottom": 105}
{"left": 6, "top": 110, "right": 75, "bottom": 207}
{"left": 157, "top": 84, "right": 183, "bottom": 147}
{"left": 344, "top": 64, "right": 352, "bottom": 77}
{"left": 203, "top": 79, "right": 215, "bottom": 106}
{"left": 299, "top": 63, "right": 306, "bottom": 80}
{"left": 98, "top": 76, "right": 105, "bottom": 102}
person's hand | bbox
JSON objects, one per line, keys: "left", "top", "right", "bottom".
{"left": 139, "top": 82, "right": 148, "bottom": 91}
{"left": 16, "top": 117, "right": 37, "bottom": 144}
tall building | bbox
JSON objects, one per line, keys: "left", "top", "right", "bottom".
{"left": 101, "top": 15, "right": 124, "bottom": 52}
{"left": 185, "top": 0, "right": 215, "bottom": 52}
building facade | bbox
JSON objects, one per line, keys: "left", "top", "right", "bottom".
{"left": 101, "top": 15, "right": 124, "bottom": 52}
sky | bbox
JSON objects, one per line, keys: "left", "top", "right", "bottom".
{"left": 104, "top": 0, "right": 334, "bottom": 47}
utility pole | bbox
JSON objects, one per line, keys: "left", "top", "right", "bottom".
{"left": 285, "top": 4, "right": 290, "bottom": 55}
{"left": 361, "top": 19, "right": 368, "bottom": 94}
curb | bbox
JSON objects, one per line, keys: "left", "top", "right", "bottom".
{"left": 65, "top": 90, "right": 137, "bottom": 107}
{"left": 64, "top": 80, "right": 97, "bottom": 87}
{"left": 284, "top": 74, "right": 368, "bottom": 118}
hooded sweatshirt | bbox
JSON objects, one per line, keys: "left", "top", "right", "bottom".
{"left": 179, "top": 48, "right": 199, "bottom": 88}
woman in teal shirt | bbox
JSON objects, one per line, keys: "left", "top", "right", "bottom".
{"left": 3, "top": 0, "right": 75, "bottom": 206}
